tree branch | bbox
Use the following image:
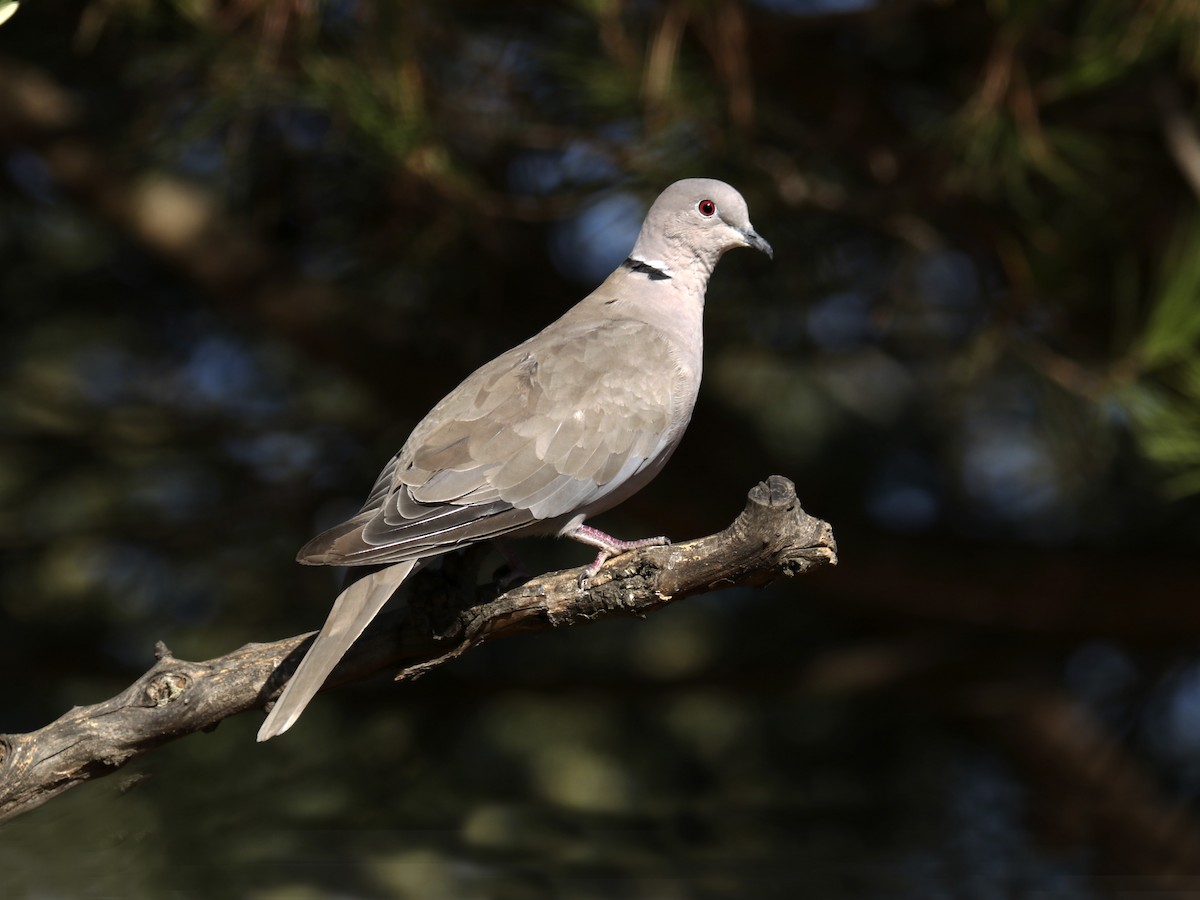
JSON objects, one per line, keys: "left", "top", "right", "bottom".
{"left": 0, "top": 476, "right": 836, "bottom": 824}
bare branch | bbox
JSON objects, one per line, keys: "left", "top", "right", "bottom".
{"left": 0, "top": 476, "right": 836, "bottom": 824}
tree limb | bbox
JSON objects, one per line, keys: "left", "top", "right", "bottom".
{"left": 0, "top": 476, "right": 836, "bottom": 824}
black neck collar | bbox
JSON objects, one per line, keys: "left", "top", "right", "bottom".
{"left": 622, "top": 257, "right": 672, "bottom": 281}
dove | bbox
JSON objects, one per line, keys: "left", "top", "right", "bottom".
{"left": 257, "top": 178, "right": 772, "bottom": 741}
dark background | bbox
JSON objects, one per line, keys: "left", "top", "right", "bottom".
{"left": 2, "top": 1, "right": 1200, "bottom": 896}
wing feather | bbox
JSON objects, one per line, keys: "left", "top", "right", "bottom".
{"left": 299, "top": 317, "right": 688, "bottom": 567}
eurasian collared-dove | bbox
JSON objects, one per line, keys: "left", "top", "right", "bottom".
{"left": 257, "top": 178, "right": 771, "bottom": 741}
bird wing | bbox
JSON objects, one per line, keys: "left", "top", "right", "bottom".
{"left": 298, "top": 316, "right": 687, "bottom": 566}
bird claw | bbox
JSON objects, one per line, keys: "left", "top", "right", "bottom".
{"left": 576, "top": 551, "right": 610, "bottom": 590}
{"left": 573, "top": 533, "right": 670, "bottom": 590}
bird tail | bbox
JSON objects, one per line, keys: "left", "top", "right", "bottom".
{"left": 256, "top": 560, "right": 417, "bottom": 741}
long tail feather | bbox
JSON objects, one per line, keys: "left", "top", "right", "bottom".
{"left": 257, "top": 560, "right": 416, "bottom": 741}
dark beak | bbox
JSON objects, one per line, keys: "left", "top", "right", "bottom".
{"left": 741, "top": 228, "right": 773, "bottom": 259}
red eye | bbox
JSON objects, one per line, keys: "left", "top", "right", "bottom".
{"left": 698, "top": 199, "right": 716, "bottom": 217}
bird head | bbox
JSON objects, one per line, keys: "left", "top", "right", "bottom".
{"left": 630, "top": 178, "right": 773, "bottom": 281}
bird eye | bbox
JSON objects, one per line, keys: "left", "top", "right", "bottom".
{"left": 697, "top": 199, "right": 716, "bottom": 217}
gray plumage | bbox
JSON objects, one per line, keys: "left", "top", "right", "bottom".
{"left": 257, "top": 178, "right": 771, "bottom": 741}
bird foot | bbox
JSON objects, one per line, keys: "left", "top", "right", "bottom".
{"left": 567, "top": 525, "right": 669, "bottom": 588}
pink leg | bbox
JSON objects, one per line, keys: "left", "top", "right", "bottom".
{"left": 565, "top": 524, "right": 669, "bottom": 586}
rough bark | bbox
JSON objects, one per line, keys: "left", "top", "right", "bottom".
{"left": 0, "top": 476, "right": 836, "bottom": 824}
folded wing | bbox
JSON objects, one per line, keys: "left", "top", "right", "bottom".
{"left": 298, "top": 318, "right": 682, "bottom": 567}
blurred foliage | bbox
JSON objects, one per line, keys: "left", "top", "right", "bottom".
{"left": 2, "top": 0, "right": 1200, "bottom": 896}
{"left": 1125, "top": 214, "right": 1200, "bottom": 497}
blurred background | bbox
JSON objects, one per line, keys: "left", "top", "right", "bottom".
{"left": 2, "top": 0, "right": 1200, "bottom": 896}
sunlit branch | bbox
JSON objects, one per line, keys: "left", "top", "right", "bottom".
{"left": 0, "top": 476, "right": 836, "bottom": 825}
